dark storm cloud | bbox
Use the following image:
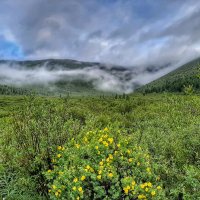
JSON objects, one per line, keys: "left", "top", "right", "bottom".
{"left": 0, "top": 0, "right": 200, "bottom": 67}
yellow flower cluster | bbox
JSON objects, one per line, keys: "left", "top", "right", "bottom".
{"left": 72, "top": 186, "right": 83, "bottom": 194}
{"left": 75, "top": 144, "right": 80, "bottom": 149}
{"left": 123, "top": 180, "right": 136, "bottom": 195}
{"left": 138, "top": 194, "right": 146, "bottom": 199}
{"left": 47, "top": 129, "right": 164, "bottom": 200}
{"left": 84, "top": 165, "right": 94, "bottom": 172}
{"left": 98, "top": 130, "right": 114, "bottom": 148}
{"left": 50, "top": 185, "right": 62, "bottom": 197}
{"left": 108, "top": 172, "right": 113, "bottom": 178}
{"left": 57, "top": 154, "right": 61, "bottom": 158}
{"left": 57, "top": 145, "right": 65, "bottom": 151}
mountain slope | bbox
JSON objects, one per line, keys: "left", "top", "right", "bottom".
{"left": 137, "top": 57, "right": 200, "bottom": 93}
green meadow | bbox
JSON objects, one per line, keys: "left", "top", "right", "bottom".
{"left": 0, "top": 93, "right": 199, "bottom": 199}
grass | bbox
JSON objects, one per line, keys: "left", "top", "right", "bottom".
{"left": 0, "top": 93, "right": 199, "bottom": 199}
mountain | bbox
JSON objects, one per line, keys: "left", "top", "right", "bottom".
{"left": 137, "top": 57, "right": 200, "bottom": 93}
{"left": 1, "top": 57, "right": 200, "bottom": 96}
{"left": 0, "top": 59, "right": 139, "bottom": 96}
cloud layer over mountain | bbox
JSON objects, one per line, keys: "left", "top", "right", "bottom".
{"left": 0, "top": 60, "right": 180, "bottom": 93}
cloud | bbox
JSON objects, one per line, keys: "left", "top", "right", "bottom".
{"left": 0, "top": 61, "right": 176, "bottom": 93}
{"left": 0, "top": 0, "right": 199, "bottom": 69}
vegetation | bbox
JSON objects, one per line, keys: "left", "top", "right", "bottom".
{"left": 0, "top": 84, "right": 32, "bottom": 95}
{"left": 0, "top": 93, "right": 199, "bottom": 199}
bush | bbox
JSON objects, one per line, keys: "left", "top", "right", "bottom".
{"left": 7, "top": 96, "right": 82, "bottom": 195}
{"left": 45, "top": 128, "right": 166, "bottom": 199}
{"left": 183, "top": 85, "right": 194, "bottom": 95}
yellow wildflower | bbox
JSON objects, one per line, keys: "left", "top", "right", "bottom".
{"left": 57, "top": 154, "right": 61, "bottom": 158}
{"left": 145, "top": 188, "right": 149, "bottom": 192}
{"left": 52, "top": 185, "right": 56, "bottom": 189}
{"left": 57, "top": 146, "right": 62, "bottom": 150}
{"left": 97, "top": 175, "right": 101, "bottom": 180}
{"left": 138, "top": 194, "right": 146, "bottom": 199}
{"left": 73, "top": 186, "right": 77, "bottom": 191}
{"left": 140, "top": 184, "right": 145, "bottom": 189}
{"left": 146, "top": 167, "right": 151, "bottom": 172}
{"left": 137, "top": 162, "right": 140, "bottom": 166}
{"left": 47, "top": 169, "right": 51, "bottom": 173}
{"left": 103, "top": 141, "right": 109, "bottom": 147}
{"left": 132, "top": 181, "right": 136, "bottom": 186}
{"left": 81, "top": 176, "right": 86, "bottom": 181}
{"left": 75, "top": 144, "right": 80, "bottom": 149}
{"left": 117, "top": 143, "right": 121, "bottom": 148}
{"left": 128, "top": 158, "right": 133, "bottom": 163}
{"left": 99, "top": 137, "right": 103, "bottom": 142}
{"left": 151, "top": 191, "right": 156, "bottom": 196}
{"left": 144, "top": 182, "right": 148, "bottom": 187}
{"left": 109, "top": 154, "right": 113, "bottom": 159}
{"left": 73, "top": 178, "right": 78, "bottom": 183}
{"left": 97, "top": 151, "right": 101, "bottom": 155}
{"left": 108, "top": 173, "right": 113, "bottom": 178}
{"left": 108, "top": 137, "right": 113, "bottom": 144}
{"left": 95, "top": 146, "right": 99, "bottom": 150}
{"left": 124, "top": 188, "right": 129, "bottom": 194}
{"left": 78, "top": 187, "right": 83, "bottom": 193}
{"left": 103, "top": 134, "right": 108, "bottom": 138}
{"left": 55, "top": 191, "right": 59, "bottom": 196}
{"left": 147, "top": 182, "right": 152, "bottom": 187}
{"left": 99, "top": 161, "right": 103, "bottom": 166}
{"left": 86, "top": 165, "right": 90, "bottom": 169}
{"left": 84, "top": 137, "right": 88, "bottom": 142}
{"left": 104, "top": 127, "right": 108, "bottom": 131}
{"left": 127, "top": 150, "right": 131, "bottom": 154}
{"left": 157, "top": 186, "right": 162, "bottom": 190}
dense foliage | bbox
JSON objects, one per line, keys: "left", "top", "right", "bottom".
{"left": 0, "top": 94, "right": 199, "bottom": 199}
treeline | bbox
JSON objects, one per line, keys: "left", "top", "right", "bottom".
{"left": 0, "top": 85, "right": 32, "bottom": 95}
{"left": 138, "top": 59, "right": 200, "bottom": 94}
{"left": 141, "top": 76, "right": 200, "bottom": 94}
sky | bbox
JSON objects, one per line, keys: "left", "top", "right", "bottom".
{"left": 0, "top": 0, "right": 200, "bottom": 67}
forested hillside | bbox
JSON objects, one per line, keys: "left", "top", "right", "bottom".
{"left": 138, "top": 57, "right": 200, "bottom": 93}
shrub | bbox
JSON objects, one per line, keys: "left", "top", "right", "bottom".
{"left": 9, "top": 96, "right": 82, "bottom": 195}
{"left": 183, "top": 85, "right": 194, "bottom": 95}
{"left": 45, "top": 128, "right": 166, "bottom": 199}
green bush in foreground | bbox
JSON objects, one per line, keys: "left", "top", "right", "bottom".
{"left": 45, "top": 128, "right": 166, "bottom": 199}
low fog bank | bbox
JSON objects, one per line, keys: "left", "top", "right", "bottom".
{"left": 0, "top": 61, "right": 181, "bottom": 93}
